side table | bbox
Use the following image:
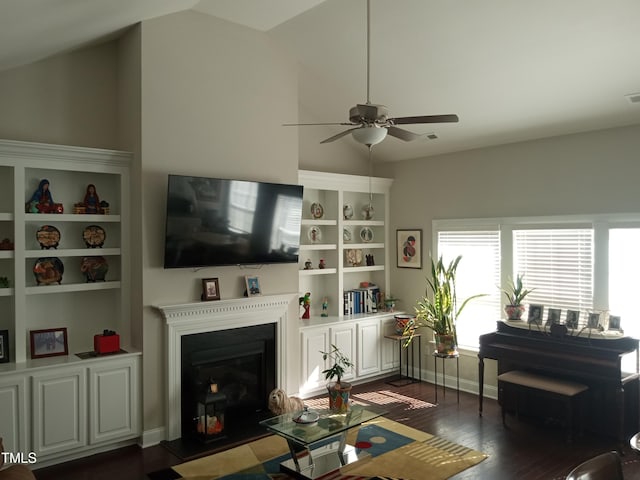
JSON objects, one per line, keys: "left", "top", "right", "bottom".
{"left": 384, "top": 333, "right": 421, "bottom": 387}
{"left": 433, "top": 351, "right": 460, "bottom": 403}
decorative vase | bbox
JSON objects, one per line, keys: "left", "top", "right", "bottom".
{"left": 505, "top": 304, "right": 525, "bottom": 321}
{"left": 434, "top": 333, "right": 457, "bottom": 355}
{"left": 327, "top": 382, "right": 352, "bottom": 413}
{"left": 394, "top": 314, "right": 415, "bottom": 335}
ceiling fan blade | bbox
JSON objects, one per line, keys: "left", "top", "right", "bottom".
{"left": 390, "top": 114, "right": 459, "bottom": 125}
{"left": 320, "top": 127, "right": 360, "bottom": 144}
{"left": 386, "top": 126, "right": 421, "bottom": 142}
{"left": 283, "top": 122, "right": 355, "bottom": 126}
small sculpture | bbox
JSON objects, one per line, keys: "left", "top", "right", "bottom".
{"left": 319, "top": 258, "right": 326, "bottom": 269}
{"left": 304, "top": 259, "right": 313, "bottom": 270}
{"left": 321, "top": 297, "right": 329, "bottom": 317}
{"left": 28, "top": 179, "right": 63, "bottom": 213}
{"left": 268, "top": 388, "right": 305, "bottom": 416}
{"left": 83, "top": 184, "right": 100, "bottom": 214}
{"left": 299, "top": 292, "right": 311, "bottom": 319}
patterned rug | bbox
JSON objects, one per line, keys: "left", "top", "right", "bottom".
{"left": 147, "top": 417, "right": 487, "bottom": 480}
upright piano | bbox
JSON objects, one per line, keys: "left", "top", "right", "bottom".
{"left": 479, "top": 321, "right": 639, "bottom": 442}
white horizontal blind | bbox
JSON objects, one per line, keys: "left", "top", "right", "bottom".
{"left": 437, "top": 230, "right": 501, "bottom": 348}
{"left": 513, "top": 229, "right": 593, "bottom": 322}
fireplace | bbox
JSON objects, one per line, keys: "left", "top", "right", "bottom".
{"left": 157, "top": 294, "right": 293, "bottom": 457}
{"left": 181, "top": 323, "right": 276, "bottom": 442}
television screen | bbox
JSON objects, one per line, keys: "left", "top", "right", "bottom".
{"left": 164, "top": 175, "right": 303, "bottom": 268}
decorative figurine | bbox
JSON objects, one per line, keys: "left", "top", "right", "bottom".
{"left": 319, "top": 258, "right": 326, "bottom": 269}
{"left": 28, "top": 179, "right": 63, "bottom": 213}
{"left": 321, "top": 297, "right": 329, "bottom": 317}
{"left": 0, "top": 238, "right": 13, "bottom": 250}
{"left": 304, "top": 259, "right": 313, "bottom": 270}
{"left": 0, "top": 276, "right": 9, "bottom": 288}
{"left": 366, "top": 254, "right": 375, "bottom": 266}
{"left": 299, "top": 292, "right": 311, "bottom": 319}
{"left": 83, "top": 184, "right": 100, "bottom": 214}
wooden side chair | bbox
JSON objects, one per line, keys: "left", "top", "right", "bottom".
{"left": 565, "top": 451, "right": 624, "bottom": 480}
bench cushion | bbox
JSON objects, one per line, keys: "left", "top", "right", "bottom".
{"left": 498, "top": 370, "right": 588, "bottom": 396}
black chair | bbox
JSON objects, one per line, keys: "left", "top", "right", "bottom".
{"left": 565, "top": 451, "right": 624, "bottom": 480}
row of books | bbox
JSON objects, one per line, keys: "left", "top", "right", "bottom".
{"left": 343, "top": 287, "right": 380, "bottom": 315}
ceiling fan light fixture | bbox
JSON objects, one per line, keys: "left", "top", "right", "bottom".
{"left": 352, "top": 126, "right": 387, "bottom": 146}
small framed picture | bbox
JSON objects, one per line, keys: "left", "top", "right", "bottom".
{"left": 546, "top": 308, "right": 561, "bottom": 326}
{"left": 245, "top": 275, "right": 262, "bottom": 297}
{"left": 566, "top": 310, "right": 580, "bottom": 329}
{"left": 201, "top": 278, "right": 220, "bottom": 301}
{"left": 0, "top": 330, "right": 9, "bottom": 363}
{"left": 608, "top": 315, "right": 622, "bottom": 331}
{"left": 527, "top": 304, "right": 544, "bottom": 325}
{"left": 397, "top": 229, "right": 422, "bottom": 269}
{"left": 30, "top": 327, "right": 68, "bottom": 359}
{"left": 587, "top": 312, "right": 601, "bottom": 329}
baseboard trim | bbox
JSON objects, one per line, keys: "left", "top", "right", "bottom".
{"left": 141, "top": 426, "right": 166, "bottom": 448}
{"left": 32, "top": 438, "right": 139, "bottom": 470}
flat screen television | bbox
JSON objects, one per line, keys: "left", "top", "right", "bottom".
{"left": 163, "top": 174, "right": 303, "bottom": 268}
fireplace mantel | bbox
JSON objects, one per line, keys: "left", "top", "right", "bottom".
{"left": 157, "top": 294, "right": 295, "bottom": 440}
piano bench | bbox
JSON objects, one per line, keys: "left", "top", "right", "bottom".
{"left": 497, "top": 370, "right": 589, "bottom": 442}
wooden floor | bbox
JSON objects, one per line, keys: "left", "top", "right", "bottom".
{"left": 33, "top": 378, "right": 640, "bottom": 480}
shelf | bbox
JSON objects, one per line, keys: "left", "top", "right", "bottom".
{"left": 299, "top": 268, "right": 337, "bottom": 276}
{"left": 0, "top": 288, "right": 14, "bottom": 297}
{"left": 301, "top": 219, "right": 336, "bottom": 226}
{"left": 25, "top": 214, "right": 120, "bottom": 223}
{"left": 26, "top": 281, "right": 121, "bottom": 295}
{"left": 343, "top": 220, "right": 384, "bottom": 227}
{"left": 343, "top": 265, "right": 385, "bottom": 273}
{"left": 25, "top": 248, "right": 120, "bottom": 258}
{"left": 299, "top": 244, "right": 337, "bottom": 251}
{"left": 0, "top": 213, "right": 13, "bottom": 221}
{"left": 0, "top": 251, "right": 14, "bottom": 259}
{"left": 343, "top": 243, "right": 384, "bottom": 249}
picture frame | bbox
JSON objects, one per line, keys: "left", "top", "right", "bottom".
{"left": 30, "top": 327, "right": 68, "bottom": 359}
{"left": 396, "top": 229, "right": 422, "bottom": 269}
{"left": 201, "top": 277, "right": 220, "bottom": 301}
{"left": 546, "top": 308, "right": 561, "bottom": 326}
{"left": 245, "top": 275, "right": 262, "bottom": 297}
{"left": 565, "top": 310, "right": 580, "bottom": 329}
{"left": 587, "top": 312, "right": 601, "bottom": 329}
{"left": 527, "top": 304, "right": 544, "bottom": 325}
{"left": 0, "top": 329, "right": 9, "bottom": 363}
{"left": 608, "top": 315, "right": 622, "bottom": 331}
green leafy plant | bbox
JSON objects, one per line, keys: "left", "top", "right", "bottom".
{"left": 502, "top": 273, "right": 534, "bottom": 305}
{"left": 406, "top": 255, "right": 485, "bottom": 344}
{"left": 320, "top": 344, "right": 354, "bottom": 386}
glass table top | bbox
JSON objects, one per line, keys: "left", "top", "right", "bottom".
{"left": 259, "top": 404, "right": 387, "bottom": 446}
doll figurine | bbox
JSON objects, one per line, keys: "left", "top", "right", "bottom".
{"left": 299, "top": 292, "right": 311, "bottom": 319}
{"left": 83, "top": 184, "right": 100, "bottom": 214}
{"left": 29, "top": 179, "right": 54, "bottom": 213}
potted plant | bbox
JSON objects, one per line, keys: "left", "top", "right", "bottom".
{"left": 384, "top": 294, "right": 399, "bottom": 312}
{"left": 321, "top": 344, "right": 354, "bottom": 412}
{"left": 502, "top": 273, "right": 534, "bottom": 320}
{"left": 405, "top": 255, "right": 485, "bottom": 355}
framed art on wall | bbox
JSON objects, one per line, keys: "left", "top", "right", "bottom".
{"left": 30, "top": 327, "right": 68, "bottom": 359}
{"left": 397, "top": 229, "right": 422, "bottom": 269}
{"left": 201, "top": 277, "right": 220, "bottom": 301}
{"left": 0, "top": 330, "right": 9, "bottom": 363}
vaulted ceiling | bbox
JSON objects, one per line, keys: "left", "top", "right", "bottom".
{"left": 2, "top": 0, "right": 639, "bottom": 162}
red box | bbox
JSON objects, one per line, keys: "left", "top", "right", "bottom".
{"left": 94, "top": 333, "right": 120, "bottom": 354}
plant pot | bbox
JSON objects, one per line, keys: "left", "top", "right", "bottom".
{"left": 394, "top": 314, "right": 415, "bottom": 335}
{"left": 505, "top": 304, "right": 525, "bottom": 320}
{"left": 327, "top": 381, "right": 352, "bottom": 412}
{"left": 434, "top": 333, "right": 457, "bottom": 355}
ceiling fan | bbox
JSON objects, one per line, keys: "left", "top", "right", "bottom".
{"left": 284, "top": 0, "right": 459, "bottom": 146}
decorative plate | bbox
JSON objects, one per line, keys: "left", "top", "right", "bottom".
{"left": 343, "top": 204, "right": 354, "bottom": 220}
{"left": 83, "top": 225, "right": 106, "bottom": 248}
{"left": 310, "top": 202, "right": 324, "bottom": 219}
{"left": 359, "top": 227, "right": 374, "bottom": 243}
{"left": 361, "top": 203, "right": 375, "bottom": 220}
{"left": 80, "top": 256, "right": 108, "bottom": 282}
{"left": 293, "top": 408, "right": 319, "bottom": 425}
{"left": 307, "top": 226, "right": 322, "bottom": 243}
{"left": 36, "top": 225, "right": 61, "bottom": 249}
{"left": 33, "top": 257, "right": 64, "bottom": 285}
{"left": 343, "top": 228, "right": 352, "bottom": 242}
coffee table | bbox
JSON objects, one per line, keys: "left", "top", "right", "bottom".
{"left": 259, "top": 404, "right": 387, "bottom": 479}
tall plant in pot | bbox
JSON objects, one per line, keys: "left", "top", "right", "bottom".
{"left": 502, "top": 273, "right": 534, "bottom": 320}
{"left": 321, "top": 344, "right": 354, "bottom": 412}
{"left": 405, "top": 255, "right": 485, "bottom": 355}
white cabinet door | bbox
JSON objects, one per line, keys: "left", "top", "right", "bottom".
{"left": 357, "top": 319, "right": 380, "bottom": 377}
{"left": 380, "top": 317, "right": 400, "bottom": 372}
{"left": 300, "top": 327, "right": 329, "bottom": 392}
{"left": 89, "top": 357, "right": 140, "bottom": 445}
{"left": 0, "top": 375, "right": 28, "bottom": 455}
{"left": 329, "top": 323, "right": 356, "bottom": 382}
{"left": 32, "top": 367, "right": 87, "bottom": 457}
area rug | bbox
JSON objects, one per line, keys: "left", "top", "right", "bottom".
{"left": 147, "top": 417, "right": 487, "bottom": 480}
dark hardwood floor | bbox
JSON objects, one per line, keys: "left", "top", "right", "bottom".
{"left": 33, "top": 378, "right": 640, "bottom": 480}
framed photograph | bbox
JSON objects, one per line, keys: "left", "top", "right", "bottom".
{"left": 608, "top": 315, "right": 622, "bottom": 331}
{"left": 397, "top": 229, "right": 422, "bottom": 269}
{"left": 587, "top": 312, "right": 601, "bottom": 329}
{"left": 245, "top": 275, "right": 262, "bottom": 297}
{"left": 0, "top": 330, "right": 9, "bottom": 363}
{"left": 566, "top": 310, "right": 580, "bottom": 329}
{"left": 201, "top": 277, "right": 220, "bottom": 301}
{"left": 30, "top": 327, "right": 68, "bottom": 359}
{"left": 546, "top": 308, "right": 561, "bottom": 326}
{"left": 527, "top": 304, "right": 544, "bottom": 325}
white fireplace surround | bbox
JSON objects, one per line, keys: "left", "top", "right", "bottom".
{"left": 157, "top": 293, "right": 295, "bottom": 440}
